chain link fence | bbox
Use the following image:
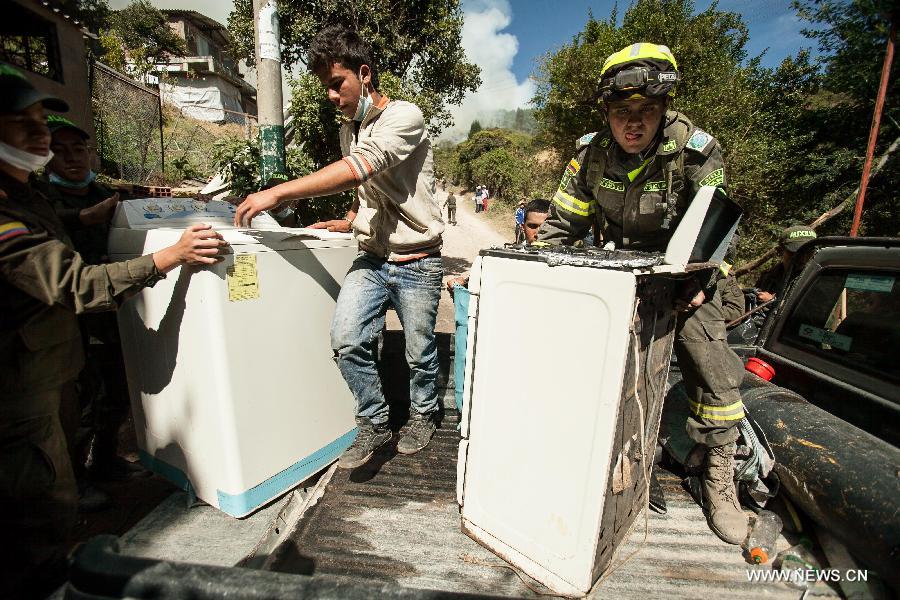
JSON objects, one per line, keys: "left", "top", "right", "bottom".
{"left": 91, "top": 61, "right": 164, "bottom": 184}
{"left": 162, "top": 104, "right": 257, "bottom": 185}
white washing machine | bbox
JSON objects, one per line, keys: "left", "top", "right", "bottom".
{"left": 456, "top": 186, "right": 741, "bottom": 594}
{"left": 108, "top": 199, "right": 359, "bottom": 517}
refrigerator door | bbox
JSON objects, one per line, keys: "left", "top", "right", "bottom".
{"left": 460, "top": 255, "right": 637, "bottom": 594}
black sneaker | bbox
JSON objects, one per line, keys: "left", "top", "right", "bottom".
{"left": 337, "top": 419, "right": 392, "bottom": 469}
{"left": 397, "top": 411, "right": 436, "bottom": 455}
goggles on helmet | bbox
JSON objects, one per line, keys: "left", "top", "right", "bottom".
{"left": 598, "top": 67, "right": 680, "bottom": 100}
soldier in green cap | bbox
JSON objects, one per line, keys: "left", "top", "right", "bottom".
{"left": 0, "top": 63, "right": 228, "bottom": 597}
{"left": 538, "top": 43, "right": 748, "bottom": 545}
{"left": 38, "top": 114, "right": 152, "bottom": 506}
{"left": 755, "top": 225, "right": 817, "bottom": 303}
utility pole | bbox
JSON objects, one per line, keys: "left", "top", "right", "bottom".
{"left": 253, "top": 0, "right": 286, "bottom": 183}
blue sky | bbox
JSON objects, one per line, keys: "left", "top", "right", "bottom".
{"left": 501, "top": 0, "right": 815, "bottom": 82}
{"left": 438, "top": 0, "right": 819, "bottom": 139}
{"left": 120, "top": 0, "right": 819, "bottom": 140}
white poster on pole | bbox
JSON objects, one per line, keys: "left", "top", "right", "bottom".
{"left": 258, "top": 1, "right": 281, "bottom": 62}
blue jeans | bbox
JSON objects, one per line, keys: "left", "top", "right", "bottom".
{"left": 331, "top": 252, "right": 443, "bottom": 426}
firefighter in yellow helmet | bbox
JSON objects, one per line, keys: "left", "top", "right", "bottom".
{"left": 538, "top": 43, "right": 747, "bottom": 544}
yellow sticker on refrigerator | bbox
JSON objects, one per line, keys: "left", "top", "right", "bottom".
{"left": 227, "top": 254, "right": 260, "bottom": 301}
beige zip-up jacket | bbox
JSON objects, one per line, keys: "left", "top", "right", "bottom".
{"left": 339, "top": 97, "right": 443, "bottom": 260}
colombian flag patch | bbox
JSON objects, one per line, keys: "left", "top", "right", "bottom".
{"left": 0, "top": 221, "right": 29, "bottom": 242}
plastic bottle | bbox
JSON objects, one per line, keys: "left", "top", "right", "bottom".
{"left": 774, "top": 542, "right": 820, "bottom": 590}
{"left": 746, "top": 510, "right": 783, "bottom": 564}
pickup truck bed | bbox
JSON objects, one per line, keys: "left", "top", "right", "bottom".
{"left": 65, "top": 326, "right": 855, "bottom": 598}
{"left": 244, "top": 410, "right": 823, "bottom": 598}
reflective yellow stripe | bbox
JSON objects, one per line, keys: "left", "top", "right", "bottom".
{"left": 720, "top": 261, "right": 732, "bottom": 276}
{"left": 643, "top": 180, "right": 667, "bottom": 192}
{"left": 690, "top": 399, "right": 744, "bottom": 413}
{"left": 627, "top": 157, "right": 652, "bottom": 182}
{"left": 553, "top": 190, "right": 593, "bottom": 217}
{"left": 689, "top": 399, "right": 745, "bottom": 420}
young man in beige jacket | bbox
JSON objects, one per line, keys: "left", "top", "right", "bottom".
{"left": 235, "top": 26, "right": 444, "bottom": 469}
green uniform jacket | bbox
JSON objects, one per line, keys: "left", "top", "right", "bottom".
{"left": 755, "top": 261, "right": 786, "bottom": 295}
{"left": 539, "top": 110, "right": 726, "bottom": 251}
{"left": 37, "top": 178, "right": 117, "bottom": 265}
{"left": 0, "top": 172, "right": 163, "bottom": 396}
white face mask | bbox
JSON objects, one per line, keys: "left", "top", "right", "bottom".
{"left": 0, "top": 141, "right": 53, "bottom": 173}
{"left": 352, "top": 69, "right": 372, "bottom": 122}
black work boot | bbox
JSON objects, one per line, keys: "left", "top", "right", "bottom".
{"left": 89, "top": 455, "right": 152, "bottom": 481}
{"left": 338, "top": 418, "right": 391, "bottom": 469}
{"left": 87, "top": 434, "right": 152, "bottom": 481}
{"left": 396, "top": 411, "right": 436, "bottom": 455}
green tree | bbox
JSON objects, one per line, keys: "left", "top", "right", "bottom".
{"left": 433, "top": 141, "right": 459, "bottom": 185}
{"left": 468, "top": 120, "right": 483, "bottom": 137}
{"left": 453, "top": 128, "right": 548, "bottom": 201}
{"left": 228, "top": 0, "right": 480, "bottom": 136}
{"left": 514, "top": 108, "right": 526, "bottom": 131}
{"left": 783, "top": 0, "right": 900, "bottom": 239}
{"left": 99, "top": 0, "right": 187, "bottom": 80}
{"left": 66, "top": 0, "right": 111, "bottom": 36}
{"left": 470, "top": 147, "right": 531, "bottom": 201}
{"left": 455, "top": 129, "right": 513, "bottom": 186}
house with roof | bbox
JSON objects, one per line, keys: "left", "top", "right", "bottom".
{"left": 156, "top": 10, "right": 257, "bottom": 124}
{"left": 1, "top": 0, "right": 97, "bottom": 140}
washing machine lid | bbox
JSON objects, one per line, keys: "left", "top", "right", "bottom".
{"left": 478, "top": 246, "right": 664, "bottom": 271}
{"left": 112, "top": 198, "right": 282, "bottom": 230}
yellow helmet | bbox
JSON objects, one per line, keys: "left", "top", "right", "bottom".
{"left": 598, "top": 43, "right": 680, "bottom": 102}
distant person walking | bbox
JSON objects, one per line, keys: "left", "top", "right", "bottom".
{"left": 482, "top": 186, "right": 491, "bottom": 212}
{"left": 443, "top": 191, "right": 457, "bottom": 225}
{"left": 514, "top": 199, "right": 526, "bottom": 243}
{"left": 474, "top": 186, "right": 484, "bottom": 213}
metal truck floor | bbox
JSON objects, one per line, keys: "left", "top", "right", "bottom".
{"left": 262, "top": 413, "right": 830, "bottom": 598}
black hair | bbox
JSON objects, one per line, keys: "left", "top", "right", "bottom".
{"left": 525, "top": 199, "right": 551, "bottom": 216}
{"left": 307, "top": 26, "right": 379, "bottom": 88}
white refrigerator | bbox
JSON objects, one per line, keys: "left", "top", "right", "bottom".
{"left": 108, "top": 199, "right": 359, "bottom": 517}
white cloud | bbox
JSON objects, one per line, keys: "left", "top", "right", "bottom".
{"left": 438, "top": 0, "right": 535, "bottom": 142}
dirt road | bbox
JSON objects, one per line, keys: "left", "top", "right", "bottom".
{"left": 386, "top": 188, "right": 508, "bottom": 334}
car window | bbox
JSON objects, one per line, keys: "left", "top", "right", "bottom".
{"left": 780, "top": 269, "right": 899, "bottom": 384}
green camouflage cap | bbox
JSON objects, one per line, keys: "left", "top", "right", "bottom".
{"left": 0, "top": 63, "right": 68, "bottom": 113}
{"left": 779, "top": 225, "right": 817, "bottom": 252}
{"left": 47, "top": 114, "right": 89, "bottom": 139}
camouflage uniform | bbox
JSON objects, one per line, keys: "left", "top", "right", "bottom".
{"left": 0, "top": 172, "right": 163, "bottom": 596}
{"left": 539, "top": 110, "right": 744, "bottom": 447}
{"left": 39, "top": 179, "right": 132, "bottom": 473}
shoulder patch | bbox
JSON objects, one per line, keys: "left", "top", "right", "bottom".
{"left": 0, "top": 220, "right": 30, "bottom": 242}
{"left": 698, "top": 167, "right": 725, "bottom": 188}
{"left": 558, "top": 157, "right": 582, "bottom": 191}
{"left": 686, "top": 129, "right": 713, "bottom": 152}
{"left": 576, "top": 132, "right": 597, "bottom": 150}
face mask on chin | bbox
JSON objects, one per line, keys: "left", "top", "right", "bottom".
{"left": 352, "top": 69, "right": 373, "bottom": 122}
{"left": 0, "top": 142, "right": 53, "bottom": 173}
{"left": 49, "top": 169, "right": 96, "bottom": 190}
